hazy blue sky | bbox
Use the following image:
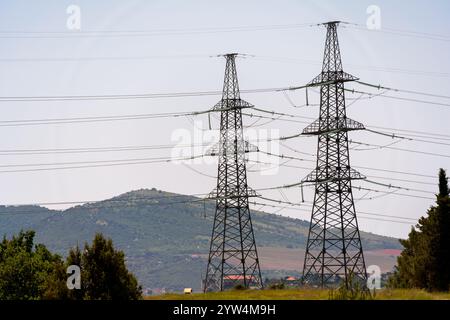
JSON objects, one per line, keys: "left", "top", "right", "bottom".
{"left": 0, "top": 0, "right": 449, "bottom": 238}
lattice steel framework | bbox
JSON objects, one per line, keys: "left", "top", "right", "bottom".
{"left": 204, "top": 54, "right": 263, "bottom": 292}
{"left": 301, "top": 22, "right": 368, "bottom": 288}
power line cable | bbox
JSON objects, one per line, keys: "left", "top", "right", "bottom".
{"left": 345, "top": 87, "right": 450, "bottom": 108}
{"left": 0, "top": 154, "right": 205, "bottom": 174}
{"left": 0, "top": 87, "right": 286, "bottom": 102}
{"left": 349, "top": 140, "right": 450, "bottom": 158}
{"left": 0, "top": 142, "right": 214, "bottom": 156}
{"left": 344, "top": 24, "right": 450, "bottom": 43}
{"left": 364, "top": 179, "right": 435, "bottom": 195}
{"left": 366, "top": 129, "right": 450, "bottom": 146}
{"left": 356, "top": 80, "right": 450, "bottom": 100}
{"left": 250, "top": 199, "right": 417, "bottom": 224}
{"left": 352, "top": 186, "right": 434, "bottom": 201}
{"left": 255, "top": 195, "right": 418, "bottom": 222}
{"left": 256, "top": 55, "right": 450, "bottom": 78}
{"left": 0, "top": 23, "right": 316, "bottom": 39}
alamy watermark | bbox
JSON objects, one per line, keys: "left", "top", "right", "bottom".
{"left": 367, "top": 264, "right": 382, "bottom": 289}
{"left": 170, "top": 121, "right": 281, "bottom": 175}
{"left": 66, "top": 265, "right": 81, "bottom": 290}
{"left": 366, "top": 5, "right": 381, "bottom": 30}
{"left": 66, "top": 5, "right": 81, "bottom": 31}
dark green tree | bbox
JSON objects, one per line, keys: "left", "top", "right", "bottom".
{"left": 0, "top": 230, "right": 65, "bottom": 300}
{"left": 389, "top": 168, "right": 450, "bottom": 291}
{"left": 389, "top": 228, "right": 427, "bottom": 288}
{"left": 65, "top": 245, "right": 84, "bottom": 300}
{"left": 0, "top": 231, "right": 142, "bottom": 299}
{"left": 69, "top": 233, "right": 142, "bottom": 300}
{"left": 428, "top": 169, "right": 450, "bottom": 290}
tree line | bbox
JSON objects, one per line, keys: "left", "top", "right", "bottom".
{"left": 0, "top": 232, "right": 142, "bottom": 300}
{"left": 389, "top": 168, "right": 450, "bottom": 292}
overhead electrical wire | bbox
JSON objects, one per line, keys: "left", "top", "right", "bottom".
{"left": 345, "top": 87, "right": 450, "bottom": 108}
{"left": 343, "top": 23, "right": 450, "bottom": 43}
{"left": 248, "top": 161, "right": 438, "bottom": 202}
{"left": 359, "top": 174, "right": 436, "bottom": 187}
{"left": 356, "top": 80, "right": 450, "bottom": 100}
{"left": 249, "top": 199, "right": 417, "bottom": 225}
{"left": 254, "top": 55, "right": 450, "bottom": 78}
{"left": 0, "top": 23, "right": 316, "bottom": 39}
{"left": 247, "top": 159, "right": 293, "bottom": 173}
{"left": 3, "top": 106, "right": 447, "bottom": 153}
{"left": 285, "top": 77, "right": 450, "bottom": 108}
{"left": 0, "top": 105, "right": 297, "bottom": 128}
{"left": 255, "top": 195, "right": 418, "bottom": 222}
{"left": 252, "top": 150, "right": 440, "bottom": 181}
{"left": 349, "top": 140, "right": 450, "bottom": 158}
{"left": 246, "top": 107, "right": 450, "bottom": 144}
{"left": 242, "top": 112, "right": 310, "bottom": 125}
{"left": 383, "top": 131, "right": 450, "bottom": 142}
{"left": 0, "top": 142, "right": 221, "bottom": 156}
{"left": 258, "top": 150, "right": 315, "bottom": 162}
{"left": 279, "top": 141, "right": 316, "bottom": 157}
{"left": 366, "top": 129, "right": 450, "bottom": 147}
{"left": 0, "top": 143, "right": 211, "bottom": 156}
{"left": 0, "top": 155, "right": 206, "bottom": 168}
{"left": 349, "top": 138, "right": 404, "bottom": 151}
{"left": 364, "top": 179, "right": 435, "bottom": 195}
{"left": 353, "top": 165, "right": 436, "bottom": 180}
{"left": 0, "top": 111, "right": 205, "bottom": 127}
{"left": 352, "top": 186, "right": 434, "bottom": 201}
{"left": 251, "top": 157, "right": 438, "bottom": 192}
{"left": 0, "top": 87, "right": 285, "bottom": 102}
{"left": 0, "top": 154, "right": 205, "bottom": 174}
{"left": 367, "top": 125, "right": 450, "bottom": 140}
{"left": 249, "top": 161, "right": 437, "bottom": 198}
{"left": 0, "top": 54, "right": 212, "bottom": 63}
{"left": 0, "top": 92, "right": 448, "bottom": 146}
{"left": 267, "top": 160, "right": 437, "bottom": 187}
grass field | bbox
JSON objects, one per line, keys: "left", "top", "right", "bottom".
{"left": 146, "top": 288, "right": 450, "bottom": 300}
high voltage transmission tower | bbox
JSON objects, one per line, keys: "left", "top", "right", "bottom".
{"left": 203, "top": 53, "right": 263, "bottom": 292}
{"left": 301, "top": 22, "right": 368, "bottom": 288}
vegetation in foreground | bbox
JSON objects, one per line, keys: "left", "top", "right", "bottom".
{"left": 0, "top": 231, "right": 141, "bottom": 300}
{"left": 389, "top": 169, "right": 450, "bottom": 291}
{"left": 146, "top": 288, "right": 450, "bottom": 300}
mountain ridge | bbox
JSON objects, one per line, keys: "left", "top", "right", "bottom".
{"left": 0, "top": 188, "right": 402, "bottom": 292}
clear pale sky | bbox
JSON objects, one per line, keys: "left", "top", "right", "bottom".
{"left": 0, "top": 0, "right": 449, "bottom": 238}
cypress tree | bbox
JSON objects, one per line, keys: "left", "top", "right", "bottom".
{"left": 430, "top": 169, "right": 450, "bottom": 291}
{"left": 389, "top": 168, "right": 450, "bottom": 291}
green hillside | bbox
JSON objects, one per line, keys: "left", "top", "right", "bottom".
{"left": 0, "top": 188, "right": 401, "bottom": 292}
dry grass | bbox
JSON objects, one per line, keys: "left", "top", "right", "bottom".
{"left": 146, "top": 288, "right": 450, "bottom": 300}
{"left": 375, "top": 289, "right": 450, "bottom": 300}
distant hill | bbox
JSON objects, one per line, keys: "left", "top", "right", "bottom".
{"left": 0, "top": 188, "right": 401, "bottom": 292}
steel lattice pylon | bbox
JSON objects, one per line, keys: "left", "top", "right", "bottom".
{"left": 301, "top": 22, "right": 368, "bottom": 288}
{"left": 203, "top": 53, "right": 263, "bottom": 292}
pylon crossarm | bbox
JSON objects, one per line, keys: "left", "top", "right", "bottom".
{"left": 302, "top": 168, "right": 366, "bottom": 183}
{"left": 212, "top": 99, "right": 254, "bottom": 112}
{"left": 308, "top": 71, "right": 359, "bottom": 87}
{"left": 206, "top": 187, "right": 260, "bottom": 201}
{"left": 205, "top": 140, "right": 259, "bottom": 157}
{"left": 302, "top": 117, "right": 365, "bottom": 135}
